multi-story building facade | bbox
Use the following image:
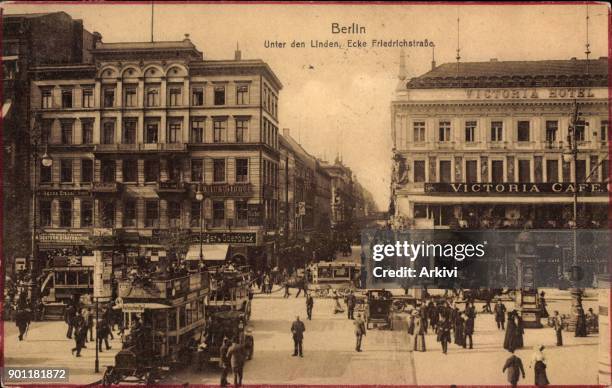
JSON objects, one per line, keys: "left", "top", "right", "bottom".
{"left": 29, "top": 37, "right": 282, "bottom": 301}
{"left": 3, "top": 11, "right": 94, "bottom": 276}
{"left": 321, "top": 158, "right": 356, "bottom": 233}
{"left": 390, "top": 57, "right": 609, "bottom": 283}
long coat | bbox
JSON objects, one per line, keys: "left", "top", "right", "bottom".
{"left": 454, "top": 317, "right": 466, "bottom": 346}
{"left": 412, "top": 316, "right": 426, "bottom": 352}
{"left": 503, "top": 355, "right": 525, "bottom": 384}
{"left": 503, "top": 314, "right": 518, "bottom": 351}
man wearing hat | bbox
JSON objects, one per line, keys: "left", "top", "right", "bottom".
{"left": 219, "top": 336, "right": 232, "bottom": 386}
{"left": 494, "top": 299, "right": 507, "bottom": 330}
{"left": 290, "top": 315, "right": 306, "bottom": 357}
{"left": 354, "top": 312, "right": 367, "bottom": 352}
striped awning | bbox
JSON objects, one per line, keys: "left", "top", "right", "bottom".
{"left": 186, "top": 244, "right": 229, "bottom": 261}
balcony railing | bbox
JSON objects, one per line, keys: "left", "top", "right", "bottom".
{"left": 94, "top": 143, "right": 187, "bottom": 153}
{"left": 92, "top": 182, "right": 120, "bottom": 193}
{"left": 156, "top": 181, "right": 186, "bottom": 193}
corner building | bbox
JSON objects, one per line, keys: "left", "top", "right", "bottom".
{"left": 30, "top": 37, "right": 281, "bottom": 301}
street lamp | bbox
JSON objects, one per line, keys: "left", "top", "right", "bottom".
{"left": 195, "top": 184, "right": 205, "bottom": 262}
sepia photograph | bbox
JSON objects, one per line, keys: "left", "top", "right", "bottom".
{"left": 1, "top": 1, "right": 610, "bottom": 386}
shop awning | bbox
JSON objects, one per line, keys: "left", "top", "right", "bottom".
{"left": 2, "top": 99, "right": 12, "bottom": 118}
{"left": 186, "top": 244, "right": 229, "bottom": 261}
{"left": 125, "top": 185, "right": 159, "bottom": 199}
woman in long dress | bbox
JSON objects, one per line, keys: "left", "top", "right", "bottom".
{"left": 503, "top": 311, "right": 517, "bottom": 351}
{"left": 530, "top": 345, "right": 550, "bottom": 386}
{"left": 413, "top": 313, "right": 426, "bottom": 352}
{"left": 514, "top": 313, "right": 525, "bottom": 349}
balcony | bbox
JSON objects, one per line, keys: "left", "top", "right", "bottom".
{"left": 94, "top": 143, "right": 187, "bottom": 153}
{"left": 156, "top": 180, "right": 187, "bottom": 194}
{"left": 92, "top": 182, "right": 120, "bottom": 193}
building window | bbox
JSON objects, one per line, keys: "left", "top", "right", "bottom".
{"left": 168, "top": 121, "right": 181, "bottom": 143}
{"left": 212, "top": 200, "right": 225, "bottom": 227}
{"left": 439, "top": 160, "right": 451, "bottom": 183}
{"left": 213, "top": 159, "right": 225, "bottom": 182}
{"left": 40, "top": 200, "right": 52, "bottom": 227}
{"left": 214, "top": 86, "right": 225, "bottom": 105}
{"left": 413, "top": 121, "right": 425, "bottom": 143}
{"left": 81, "top": 159, "right": 93, "bottom": 183}
{"left": 168, "top": 201, "right": 181, "bottom": 228}
{"left": 213, "top": 120, "right": 226, "bottom": 143}
{"left": 61, "top": 121, "right": 73, "bottom": 145}
{"left": 491, "top": 121, "right": 503, "bottom": 142}
{"left": 192, "top": 87, "right": 204, "bottom": 106}
{"left": 100, "top": 201, "right": 115, "bottom": 228}
{"left": 491, "top": 160, "right": 504, "bottom": 183}
{"left": 59, "top": 200, "right": 72, "bottom": 227}
{"left": 82, "top": 120, "right": 93, "bottom": 144}
{"left": 146, "top": 87, "right": 159, "bottom": 107}
{"left": 81, "top": 200, "right": 93, "bottom": 227}
{"left": 146, "top": 122, "right": 159, "bottom": 143}
{"left": 465, "top": 121, "right": 476, "bottom": 142}
{"left": 61, "top": 89, "right": 73, "bottom": 108}
{"left": 101, "top": 160, "right": 116, "bottom": 183}
{"left": 167, "top": 159, "right": 180, "bottom": 182}
{"left": 575, "top": 160, "right": 587, "bottom": 182}
{"left": 124, "top": 86, "right": 137, "bottom": 107}
{"left": 438, "top": 120, "right": 451, "bottom": 142}
{"left": 102, "top": 121, "right": 115, "bottom": 144}
{"left": 602, "top": 160, "right": 609, "bottom": 182}
{"left": 235, "top": 200, "right": 248, "bottom": 227}
{"left": 545, "top": 120, "right": 558, "bottom": 143}
{"left": 191, "top": 159, "right": 203, "bottom": 181}
{"left": 144, "top": 160, "right": 159, "bottom": 182}
{"left": 466, "top": 160, "right": 478, "bottom": 183}
{"left": 145, "top": 200, "right": 159, "bottom": 227}
{"left": 413, "top": 161, "right": 425, "bottom": 183}
{"left": 124, "top": 200, "right": 136, "bottom": 227}
{"left": 42, "top": 89, "right": 53, "bottom": 109}
{"left": 190, "top": 201, "right": 201, "bottom": 227}
{"left": 236, "top": 119, "right": 248, "bottom": 142}
{"left": 575, "top": 120, "right": 587, "bottom": 142}
{"left": 123, "top": 120, "right": 137, "bottom": 144}
{"left": 191, "top": 119, "right": 204, "bottom": 143}
{"left": 517, "top": 120, "right": 530, "bottom": 142}
{"left": 518, "top": 160, "right": 531, "bottom": 182}
{"left": 60, "top": 159, "right": 73, "bottom": 183}
{"left": 103, "top": 87, "right": 115, "bottom": 108}
{"left": 601, "top": 120, "right": 609, "bottom": 141}
{"left": 168, "top": 87, "right": 182, "bottom": 106}
{"left": 40, "top": 164, "right": 52, "bottom": 183}
{"left": 546, "top": 160, "right": 559, "bottom": 182}
{"left": 123, "top": 159, "right": 137, "bottom": 182}
{"left": 41, "top": 120, "right": 52, "bottom": 145}
{"left": 236, "top": 158, "right": 248, "bottom": 182}
{"left": 236, "top": 85, "right": 249, "bottom": 105}
{"left": 82, "top": 88, "right": 94, "bottom": 108}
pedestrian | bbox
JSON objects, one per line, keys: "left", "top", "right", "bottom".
{"left": 71, "top": 321, "right": 87, "bottom": 357}
{"left": 102, "top": 307, "right": 115, "bottom": 340}
{"left": 15, "top": 308, "right": 31, "bottom": 341}
{"left": 219, "top": 337, "right": 232, "bottom": 387}
{"left": 346, "top": 291, "right": 356, "bottom": 320}
{"left": 406, "top": 310, "right": 416, "bottom": 351}
{"left": 436, "top": 315, "right": 451, "bottom": 354}
{"left": 539, "top": 291, "right": 549, "bottom": 318}
{"left": 354, "top": 312, "right": 366, "bottom": 352}
{"left": 454, "top": 312, "right": 466, "bottom": 348}
{"left": 306, "top": 293, "right": 314, "bottom": 320}
{"left": 420, "top": 303, "right": 429, "bottom": 334}
{"left": 503, "top": 311, "right": 518, "bottom": 352}
{"left": 427, "top": 300, "right": 438, "bottom": 331}
{"left": 575, "top": 306, "right": 588, "bottom": 337}
{"left": 83, "top": 307, "right": 94, "bottom": 342}
{"left": 502, "top": 349, "right": 526, "bottom": 388}
{"left": 332, "top": 290, "right": 344, "bottom": 314}
{"left": 72, "top": 310, "right": 85, "bottom": 339}
{"left": 413, "top": 310, "right": 426, "bottom": 352}
{"left": 464, "top": 312, "right": 475, "bottom": 349}
{"left": 483, "top": 296, "right": 493, "bottom": 314}
{"left": 290, "top": 315, "right": 305, "bottom": 357}
{"left": 530, "top": 344, "right": 550, "bottom": 386}
{"left": 97, "top": 318, "right": 112, "bottom": 352}
{"left": 514, "top": 312, "right": 525, "bottom": 349}
{"left": 552, "top": 311, "right": 563, "bottom": 346}
{"left": 494, "top": 300, "right": 506, "bottom": 330}
{"left": 65, "top": 303, "right": 76, "bottom": 339}
{"left": 295, "top": 279, "right": 307, "bottom": 298}
{"left": 227, "top": 338, "right": 246, "bottom": 387}
{"left": 283, "top": 281, "right": 291, "bottom": 298}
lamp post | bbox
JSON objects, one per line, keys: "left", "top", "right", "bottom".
{"left": 195, "top": 184, "right": 205, "bottom": 262}
{"left": 563, "top": 100, "right": 584, "bottom": 329}
{"left": 30, "top": 116, "right": 53, "bottom": 308}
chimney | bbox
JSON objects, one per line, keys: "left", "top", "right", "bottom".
{"left": 93, "top": 31, "right": 103, "bottom": 48}
{"left": 183, "top": 33, "right": 190, "bottom": 41}
{"left": 234, "top": 42, "right": 242, "bottom": 61}
{"left": 282, "top": 128, "right": 290, "bottom": 137}
{"left": 490, "top": 58, "right": 498, "bottom": 62}
{"left": 431, "top": 46, "right": 436, "bottom": 70}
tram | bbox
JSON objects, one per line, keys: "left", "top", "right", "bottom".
{"left": 102, "top": 270, "right": 210, "bottom": 385}
{"left": 309, "top": 261, "right": 362, "bottom": 297}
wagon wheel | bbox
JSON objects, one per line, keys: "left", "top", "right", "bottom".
{"left": 102, "top": 367, "right": 119, "bottom": 386}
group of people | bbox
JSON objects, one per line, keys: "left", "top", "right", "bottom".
{"left": 63, "top": 301, "right": 121, "bottom": 357}
{"left": 218, "top": 336, "right": 247, "bottom": 387}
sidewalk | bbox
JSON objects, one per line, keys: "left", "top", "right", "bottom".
{"left": 4, "top": 320, "right": 122, "bottom": 385}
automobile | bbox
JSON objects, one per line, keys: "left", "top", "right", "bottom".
{"left": 197, "top": 310, "right": 254, "bottom": 369}
{"left": 364, "top": 289, "right": 394, "bottom": 330}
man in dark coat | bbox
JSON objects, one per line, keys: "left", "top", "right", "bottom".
{"left": 290, "top": 315, "right": 305, "bottom": 357}
{"left": 346, "top": 291, "right": 356, "bottom": 320}
{"left": 71, "top": 320, "right": 87, "bottom": 357}
{"left": 575, "top": 306, "right": 588, "bottom": 337}
{"left": 454, "top": 313, "right": 466, "bottom": 348}
{"left": 219, "top": 337, "right": 232, "bottom": 387}
{"left": 436, "top": 315, "right": 451, "bottom": 354}
{"left": 502, "top": 350, "right": 526, "bottom": 388}
{"left": 15, "top": 308, "right": 31, "bottom": 341}
{"left": 97, "top": 318, "right": 112, "bottom": 352}
{"left": 227, "top": 339, "right": 246, "bottom": 387}
{"left": 552, "top": 310, "right": 564, "bottom": 346}
{"left": 427, "top": 300, "right": 438, "bottom": 331}
{"left": 494, "top": 300, "right": 507, "bottom": 330}
{"left": 65, "top": 304, "right": 76, "bottom": 339}
{"left": 306, "top": 293, "right": 314, "bottom": 320}
{"left": 354, "top": 313, "right": 366, "bottom": 352}
{"left": 464, "top": 312, "right": 475, "bottom": 349}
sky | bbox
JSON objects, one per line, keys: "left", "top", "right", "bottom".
{"left": 3, "top": 2, "right": 609, "bottom": 211}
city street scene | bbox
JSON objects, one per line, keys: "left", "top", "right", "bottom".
{"left": 2, "top": 2, "right": 610, "bottom": 387}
